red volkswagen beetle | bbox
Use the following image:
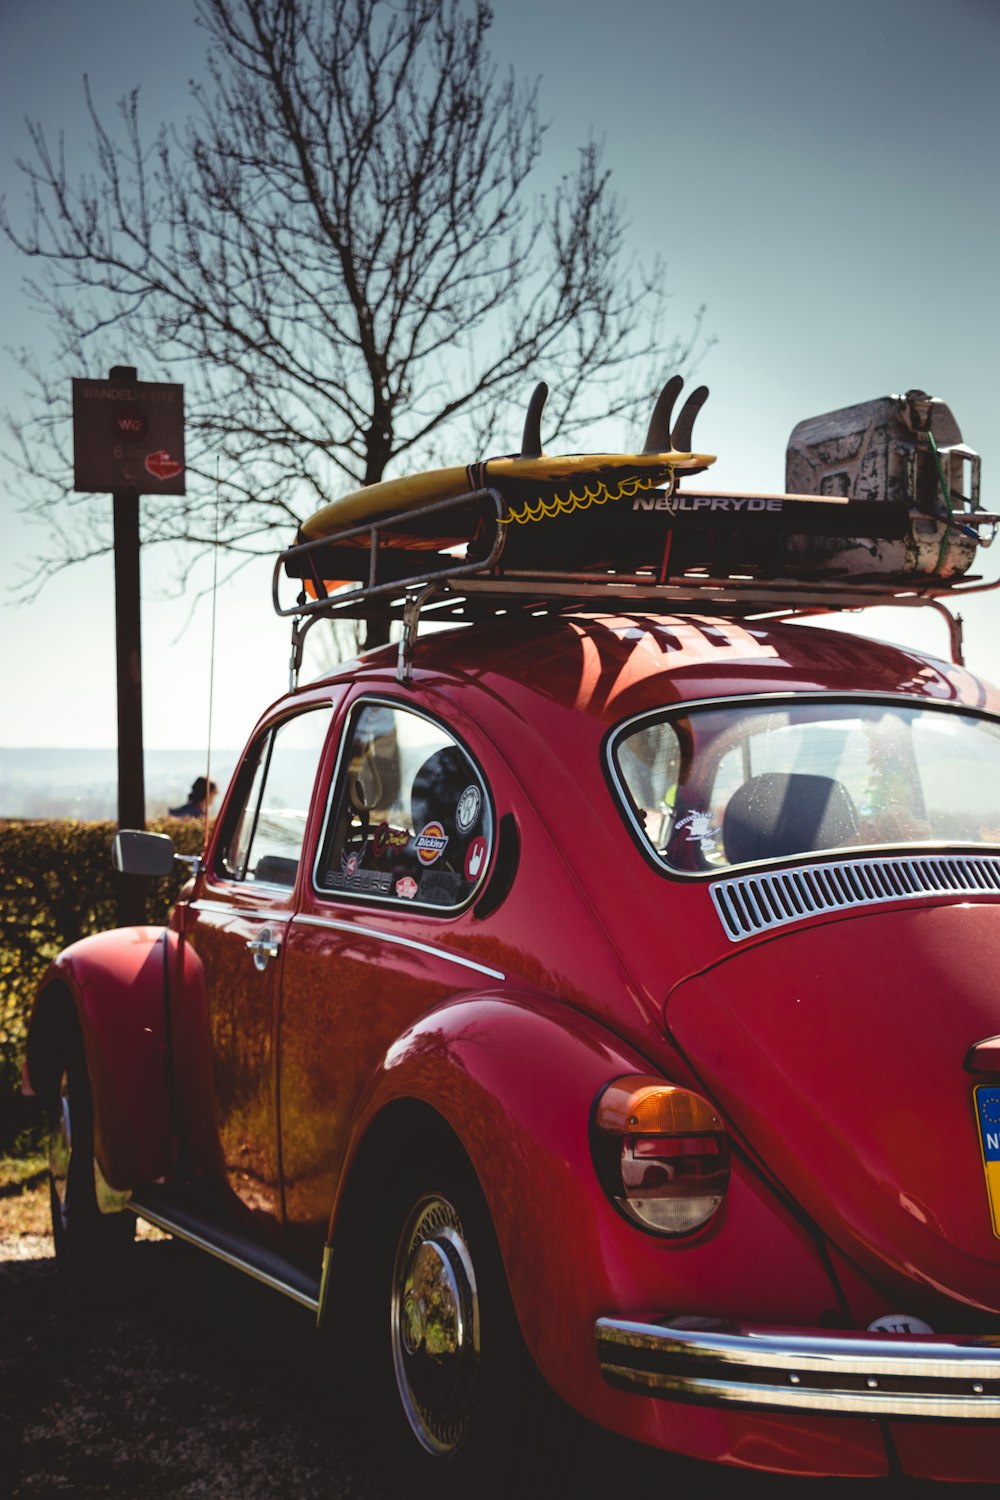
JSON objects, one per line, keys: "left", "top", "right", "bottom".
{"left": 23, "top": 383, "right": 1000, "bottom": 1490}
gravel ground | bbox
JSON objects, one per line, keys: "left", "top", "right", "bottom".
{"left": 0, "top": 1176, "right": 382, "bottom": 1499}
{"left": 0, "top": 1174, "right": 991, "bottom": 1498}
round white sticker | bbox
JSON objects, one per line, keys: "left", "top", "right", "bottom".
{"left": 456, "top": 784, "right": 482, "bottom": 833}
{"left": 866, "top": 1313, "right": 935, "bottom": 1334}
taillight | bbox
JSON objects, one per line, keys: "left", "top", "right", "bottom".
{"left": 591, "top": 1075, "right": 730, "bottom": 1236}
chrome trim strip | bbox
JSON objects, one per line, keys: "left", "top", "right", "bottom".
{"left": 317, "top": 1244, "right": 334, "bottom": 1330}
{"left": 611, "top": 688, "right": 997, "bottom": 734}
{"left": 711, "top": 852, "right": 1000, "bottom": 941}
{"left": 127, "top": 1201, "right": 319, "bottom": 1312}
{"left": 189, "top": 900, "right": 294, "bottom": 921}
{"left": 291, "top": 913, "right": 506, "bottom": 980}
{"left": 596, "top": 1318, "right": 1000, "bottom": 1420}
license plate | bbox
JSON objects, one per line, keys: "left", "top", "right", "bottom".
{"left": 974, "top": 1086, "right": 1000, "bottom": 1239}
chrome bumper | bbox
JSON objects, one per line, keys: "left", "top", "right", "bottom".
{"left": 595, "top": 1317, "right": 1000, "bottom": 1421}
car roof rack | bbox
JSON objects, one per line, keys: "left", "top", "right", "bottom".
{"left": 273, "top": 480, "right": 1000, "bottom": 686}
{"left": 273, "top": 378, "right": 999, "bottom": 686}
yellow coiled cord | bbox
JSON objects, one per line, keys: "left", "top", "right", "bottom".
{"left": 500, "top": 472, "right": 662, "bottom": 526}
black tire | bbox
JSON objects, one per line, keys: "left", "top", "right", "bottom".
{"left": 46, "top": 1008, "right": 135, "bottom": 1277}
{"left": 354, "top": 1138, "right": 569, "bottom": 1500}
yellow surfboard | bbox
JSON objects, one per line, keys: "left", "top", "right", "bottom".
{"left": 299, "top": 448, "right": 715, "bottom": 541}
{"left": 299, "top": 375, "right": 716, "bottom": 543}
{"left": 289, "top": 378, "right": 716, "bottom": 599}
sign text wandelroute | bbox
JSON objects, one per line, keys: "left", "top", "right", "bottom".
{"left": 72, "top": 378, "right": 186, "bottom": 495}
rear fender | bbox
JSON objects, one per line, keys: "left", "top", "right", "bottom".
{"left": 330, "top": 992, "right": 841, "bottom": 1424}
{"left": 27, "top": 927, "right": 174, "bottom": 1189}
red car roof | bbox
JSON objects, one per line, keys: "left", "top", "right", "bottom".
{"left": 348, "top": 614, "right": 998, "bottom": 726}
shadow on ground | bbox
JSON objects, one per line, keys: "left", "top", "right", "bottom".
{"left": 1, "top": 1238, "right": 383, "bottom": 1499}
{"left": 0, "top": 1234, "right": 988, "bottom": 1498}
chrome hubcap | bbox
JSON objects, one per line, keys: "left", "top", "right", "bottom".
{"left": 49, "top": 1070, "right": 72, "bottom": 1232}
{"left": 390, "top": 1194, "right": 480, "bottom": 1455}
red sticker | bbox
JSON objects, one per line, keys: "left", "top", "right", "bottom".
{"left": 144, "top": 449, "right": 183, "bottom": 481}
{"left": 414, "top": 821, "right": 448, "bottom": 866}
{"left": 345, "top": 853, "right": 359, "bottom": 877}
{"left": 373, "top": 823, "right": 410, "bottom": 857}
{"left": 464, "top": 836, "right": 489, "bottom": 882}
{"left": 396, "top": 877, "right": 418, "bottom": 899}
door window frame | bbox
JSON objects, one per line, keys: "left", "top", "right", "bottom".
{"left": 311, "top": 694, "right": 496, "bottom": 916}
{"left": 211, "top": 702, "right": 337, "bottom": 893}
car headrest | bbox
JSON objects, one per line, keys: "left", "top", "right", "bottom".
{"left": 410, "top": 747, "right": 478, "bottom": 844}
{"left": 350, "top": 743, "right": 382, "bottom": 812}
{"left": 723, "top": 772, "right": 859, "bottom": 865}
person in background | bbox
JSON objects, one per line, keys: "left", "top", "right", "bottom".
{"left": 169, "top": 776, "right": 218, "bottom": 820}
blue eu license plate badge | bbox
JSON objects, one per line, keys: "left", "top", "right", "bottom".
{"left": 974, "top": 1086, "right": 1000, "bottom": 1239}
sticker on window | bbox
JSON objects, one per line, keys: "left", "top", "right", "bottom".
{"left": 464, "top": 836, "right": 489, "bottom": 882}
{"left": 415, "top": 822, "right": 449, "bottom": 865}
{"left": 396, "top": 876, "right": 419, "bottom": 899}
{"left": 674, "top": 810, "right": 721, "bottom": 856}
{"left": 372, "top": 823, "right": 411, "bottom": 857}
{"left": 326, "top": 867, "right": 392, "bottom": 894}
{"left": 456, "top": 785, "right": 482, "bottom": 833}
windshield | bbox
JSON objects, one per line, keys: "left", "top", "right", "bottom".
{"left": 611, "top": 700, "right": 1000, "bottom": 874}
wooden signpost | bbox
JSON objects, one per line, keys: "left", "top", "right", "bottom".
{"left": 72, "top": 366, "right": 185, "bottom": 924}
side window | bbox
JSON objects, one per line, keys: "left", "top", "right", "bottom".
{"left": 317, "top": 703, "right": 493, "bottom": 909}
{"left": 217, "top": 707, "right": 332, "bottom": 886}
{"left": 615, "top": 720, "right": 682, "bottom": 851}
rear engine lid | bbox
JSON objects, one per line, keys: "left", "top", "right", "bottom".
{"left": 667, "top": 903, "right": 1000, "bottom": 1316}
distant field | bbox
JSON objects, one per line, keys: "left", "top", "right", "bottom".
{"left": 0, "top": 747, "right": 238, "bottom": 819}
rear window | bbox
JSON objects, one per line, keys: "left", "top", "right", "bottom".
{"left": 609, "top": 700, "right": 1000, "bottom": 874}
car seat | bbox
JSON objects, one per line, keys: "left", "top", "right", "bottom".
{"left": 410, "top": 746, "right": 478, "bottom": 864}
{"left": 723, "top": 772, "right": 859, "bottom": 865}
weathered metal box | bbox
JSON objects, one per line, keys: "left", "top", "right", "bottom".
{"left": 783, "top": 390, "right": 983, "bottom": 579}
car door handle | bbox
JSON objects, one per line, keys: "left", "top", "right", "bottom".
{"left": 246, "top": 928, "right": 280, "bottom": 969}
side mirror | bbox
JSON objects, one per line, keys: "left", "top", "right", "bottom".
{"left": 112, "top": 830, "right": 176, "bottom": 877}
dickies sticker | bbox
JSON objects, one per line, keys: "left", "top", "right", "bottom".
{"left": 415, "top": 821, "right": 449, "bottom": 866}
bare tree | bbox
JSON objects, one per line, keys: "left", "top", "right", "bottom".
{"left": 3, "top": 0, "right": 705, "bottom": 599}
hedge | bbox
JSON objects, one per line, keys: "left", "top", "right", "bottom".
{"left": 0, "top": 818, "right": 207, "bottom": 1151}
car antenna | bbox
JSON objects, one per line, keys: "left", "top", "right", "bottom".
{"left": 203, "top": 462, "right": 221, "bottom": 850}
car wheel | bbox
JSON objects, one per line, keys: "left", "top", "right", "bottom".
{"left": 47, "top": 1011, "right": 134, "bottom": 1275}
{"left": 362, "top": 1144, "right": 567, "bottom": 1498}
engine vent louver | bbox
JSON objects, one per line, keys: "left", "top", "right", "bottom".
{"left": 711, "top": 853, "right": 1000, "bottom": 942}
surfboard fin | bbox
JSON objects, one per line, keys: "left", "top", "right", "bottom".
{"left": 672, "top": 385, "right": 710, "bottom": 453}
{"left": 643, "top": 375, "right": 710, "bottom": 456}
{"left": 520, "top": 382, "right": 549, "bottom": 458}
{"left": 643, "top": 374, "right": 684, "bottom": 453}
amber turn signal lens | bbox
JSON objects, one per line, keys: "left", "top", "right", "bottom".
{"left": 596, "top": 1076, "right": 722, "bottom": 1136}
{"left": 592, "top": 1075, "right": 730, "bottom": 1237}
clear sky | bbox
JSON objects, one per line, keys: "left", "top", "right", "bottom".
{"left": 1, "top": 0, "right": 998, "bottom": 750}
